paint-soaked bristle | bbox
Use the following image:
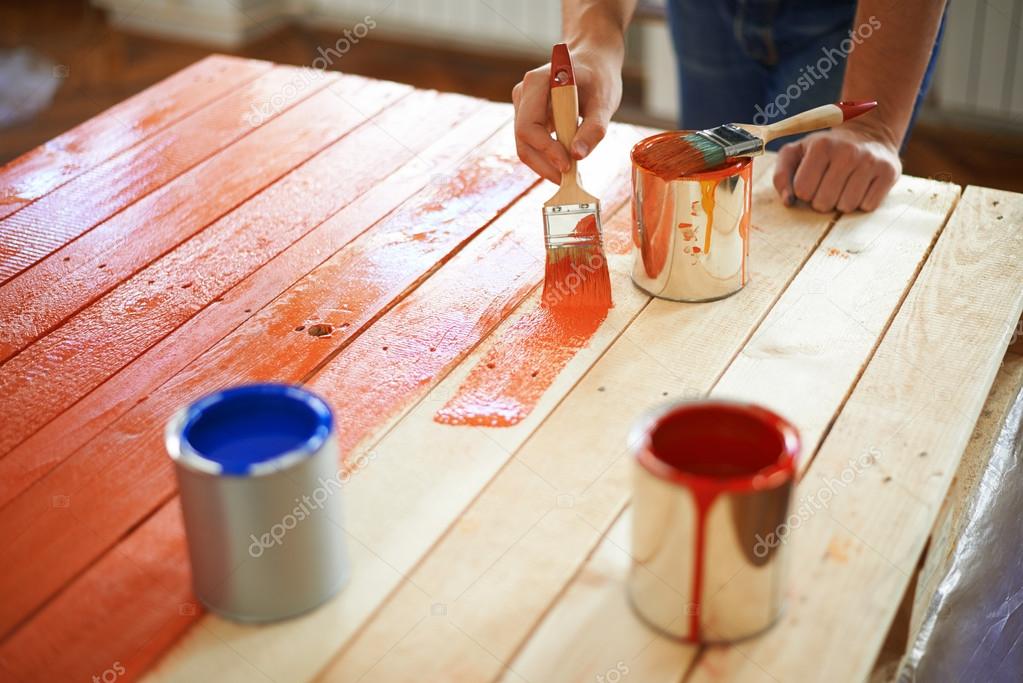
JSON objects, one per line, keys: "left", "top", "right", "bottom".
{"left": 634, "top": 133, "right": 726, "bottom": 178}
{"left": 542, "top": 243, "right": 612, "bottom": 309}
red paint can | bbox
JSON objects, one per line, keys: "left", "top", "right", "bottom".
{"left": 628, "top": 399, "right": 800, "bottom": 642}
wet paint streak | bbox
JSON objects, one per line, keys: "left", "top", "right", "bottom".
{"left": 0, "top": 123, "right": 536, "bottom": 641}
{"left": 700, "top": 179, "right": 719, "bottom": 254}
{"left": 0, "top": 56, "right": 270, "bottom": 223}
{"left": 433, "top": 299, "right": 608, "bottom": 426}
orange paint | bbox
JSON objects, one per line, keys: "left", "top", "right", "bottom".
{"left": 542, "top": 213, "right": 611, "bottom": 309}
{"left": 699, "top": 179, "right": 719, "bottom": 254}
{"left": 435, "top": 297, "right": 608, "bottom": 427}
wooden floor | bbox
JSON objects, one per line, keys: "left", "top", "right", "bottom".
{"left": 3, "top": 0, "right": 1022, "bottom": 194}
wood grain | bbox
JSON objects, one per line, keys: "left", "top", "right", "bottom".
{"left": 0, "top": 121, "right": 536, "bottom": 650}
{"left": 0, "top": 76, "right": 413, "bottom": 461}
{"left": 684, "top": 186, "right": 1023, "bottom": 682}
{"left": 0, "top": 65, "right": 343, "bottom": 358}
{"left": 0, "top": 55, "right": 270, "bottom": 223}
{"left": 0, "top": 101, "right": 511, "bottom": 510}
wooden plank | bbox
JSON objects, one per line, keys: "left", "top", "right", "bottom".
{"left": 0, "top": 76, "right": 413, "bottom": 462}
{"left": 501, "top": 177, "right": 960, "bottom": 683}
{"left": 0, "top": 122, "right": 537, "bottom": 648}
{"left": 333, "top": 173, "right": 959, "bottom": 682}
{"left": 684, "top": 186, "right": 1023, "bottom": 682}
{"left": 0, "top": 100, "right": 510, "bottom": 510}
{"left": 0, "top": 65, "right": 341, "bottom": 355}
{"left": 123, "top": 125, "right": 641, "bottom": 683}
{"left": 0, "top": 55, "right": 270, "bottom": 222}
{"left": 313, "top": 156, "right": 826, "bottom": 682}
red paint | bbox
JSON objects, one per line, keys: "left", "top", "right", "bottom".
{"left": 0, "top": 121, "right": 536, "bottom": 640}
{"left": 0, "top": 56, "right": 270, "bottom": 224}
{"left": 550, "top": 43, "right": 575, "bottom": 88}
{"left": 542, "top": 213, "right": 611, "bottom": 309}
{"left": 434, "top": 298, "right": 608, "bottom": 427}
{"left": 635, "top": 402, "right": 799, "bottom": 640}
{"left": 837, "top": 100, "right": 878, "bottom": 121}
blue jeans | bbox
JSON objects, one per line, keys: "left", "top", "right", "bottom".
{"left": 666, "top": 0, "right": 945, "bottom": 150}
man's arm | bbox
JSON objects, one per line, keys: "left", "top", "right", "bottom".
{"left": 774, "top": 0, "right": 947, "bottom": 212}
{"left": 512, "top": 0, "right": 637, "bottom": 183}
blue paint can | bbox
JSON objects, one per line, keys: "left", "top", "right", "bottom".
{"left": 165, "top": 384, "right": 350, "bottom": 622}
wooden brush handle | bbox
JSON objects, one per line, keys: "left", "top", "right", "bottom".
{"left": 550, "top": 43, "right": 582, "bottom": 194}
{"left": 757, "top": 100, "right": 877, "bottom": 144}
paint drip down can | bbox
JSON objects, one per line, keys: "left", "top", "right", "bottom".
{"left": 628, "top": 399, "right": 800, "bottom": 642}
{"left": 631, "top": 134, "right": 753, "bottom": 301}
{"left": 166, "top": 384, "right": 350, "bottom": 622}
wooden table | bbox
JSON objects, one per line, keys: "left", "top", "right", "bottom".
{"left": 0, "top": 56, "right": 1020, "bottom": 683}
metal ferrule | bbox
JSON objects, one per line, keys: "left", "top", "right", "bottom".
{"left": 695, "top": 124, "right": 765, "bottom": 158}
{"left": 543, "top": 203, "right": 604, "bottom": 249}
{"left": 631, "top": 134, "right": 753, "bottom": 302}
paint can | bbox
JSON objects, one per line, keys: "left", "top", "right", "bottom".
{"left": 627, "top": 399, "right": 800, "bottom": 642}
{"left": 165, "top": 383, "right": 349, "bottom": 622}
{"left": 630, "top": 133, "right": 753, "bottom": 302}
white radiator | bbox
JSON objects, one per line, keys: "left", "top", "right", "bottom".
{"left": 308, "top": 0, "right": 561, "bottom": 57}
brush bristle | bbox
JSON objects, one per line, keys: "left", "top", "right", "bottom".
{"left": 542, "top": 244, "right": 612, "bottom": 309}
{"left": 633, "top": 132, "right": 726, "bottom": 177}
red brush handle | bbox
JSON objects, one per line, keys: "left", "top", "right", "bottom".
{"left": 837, "top": 100, "right": 878, "bottom": 121}
{"left": 550, "top": 43, "right": 575, "bottom": 88}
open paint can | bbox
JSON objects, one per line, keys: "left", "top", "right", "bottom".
{"left": 630, "top": 133, "right": 753, "bottom": 302}
{"left": 166, "top": 383, "right": 349, "bottom": 622}
{"left": 628, "top": 399, "right": 800, "bottom": 642}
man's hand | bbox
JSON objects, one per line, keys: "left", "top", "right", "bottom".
{"left": 512, "top": 48, "right": 623, "bottom": 184}
{"left": 772, "top": 120, "right": 902, "bottom": 213}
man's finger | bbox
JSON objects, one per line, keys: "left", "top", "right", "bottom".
{"left": 811, "top": 154, "right": 855, "bottom": 212}
{"left": 515, "top": 71, "right": 571, "bottom": 174}
{"left": 862, "top": 163, "right": 899, "bottom": 211}
{"left": 516, "top": 142, "right": 562, "bottom": 184}
{"left": 772, "top": 140, "right": 805, "bottom": 206}
{"left": 792, "top": 138, "right": 831, "bottom": 203}
{"left": 836, "top": 165, "right": 874, "bottom": 213}
{"left": 571, "top": 113, "right": 609, "bottom": 160}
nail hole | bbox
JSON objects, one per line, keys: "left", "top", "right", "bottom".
{"left": 382, "top": 346, "right": 389, "bottom": 351}
{"left": 996, "top": 215, "right": 1003, "bottom": 220}
{"left": 530, "top": 370, "right": 538, "bottom": 377}
{"left": 308, "top": 323, "right": 334, "bottom": 337}
{"left": 98, "top": 263, "right": 106, "bottom": 269}
{"left": 918, "top": 451, "right": 928, "bottom": 458}
{"left": 662, "top": 391, "right": 668, "bottom": 396}
{"left": 429, "top": 347, "right": 436, "bottom": 352}
{"left": 244, "top": 308, "right": 252, "bottom": 313}
{"left": 63, "top": 256, "right": 70, "bottom": 262}
{"left": 597, "top": 386, "right": 605, "bottom": 392}
{"left": 181, "top": 282, "right": 192, "bottom": 289}
{"left": 294, "top": 325, "right": 305, "bottom": 332}
{"left": 993, "top": 200, "right": 1000, "bottom": 206}
{"left": 883, "top": 476, "right": 892, "bottom": 483}
{"left": 148, "top": 279, "right": 155, "bottom": 285}
{"left": 486, "top": 362, "right": 496, "bottom": 369}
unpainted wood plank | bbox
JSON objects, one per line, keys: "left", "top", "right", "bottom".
{"left": 0, "top": 102, "right": 512, "bottom": 510}
{"left": 137, "top": 124, "right": 642, "bottom": 683}
{"left": 0, "top": 65, "right": 342, "bottom": 356}
{"left": 0, "top": 123, "right": 538, "bottom": 653}
{"left": 685, "top": 186, "right": 1023, "bottom": 682}
{"left": 0, "top": 55, "right": 270, "bottom": 222}
{"left": 503, "top": 176, "right": 960, "bottom": 683}
{"left": 313, "top": 157, "right": 840, "bottom": 683}
{"left": 0, "top": 76, "right": 413, "bottom": 461}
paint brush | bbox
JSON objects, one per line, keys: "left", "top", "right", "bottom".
{"left": 635, "top": 101, "right": 878, "bottom": 178}
{"left": 542, "top": 43, "right": 612, "bottom": 309}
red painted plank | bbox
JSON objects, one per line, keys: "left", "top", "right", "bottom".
{"left": 0, "top": 125, "right": 637, "bottom": 683}
{"left": 0, "top": 65, "right": 337, "bottom": 309}
{"left": 0, "top": 99, "right": 511, "bottom": 508}
{"left": 0, "top": 126, "right": 536, "bottom": 642}
{"left": 0, "top": 77, "right": 415, "bottom": 459}
{"left": 0, "top": 55, "right": 270, "bottom": 222}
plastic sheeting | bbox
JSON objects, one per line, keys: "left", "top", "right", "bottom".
{"left": 899, "top": 385, "right": 1023, "bottom": 682}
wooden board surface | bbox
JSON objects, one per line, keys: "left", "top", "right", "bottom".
{"left": 0, "top": 56, "right": 1020, "bottom": 683}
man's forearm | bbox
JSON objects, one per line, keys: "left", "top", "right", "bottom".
{"left": 842, "top": 0, "right": 946, "bottom": 147}
{"left": 562, "top": 0, "right": 637, "bottom": 56}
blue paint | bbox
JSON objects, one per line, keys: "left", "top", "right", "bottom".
{"left": 181, "top": 384, "right": 333, "bottom": 475}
